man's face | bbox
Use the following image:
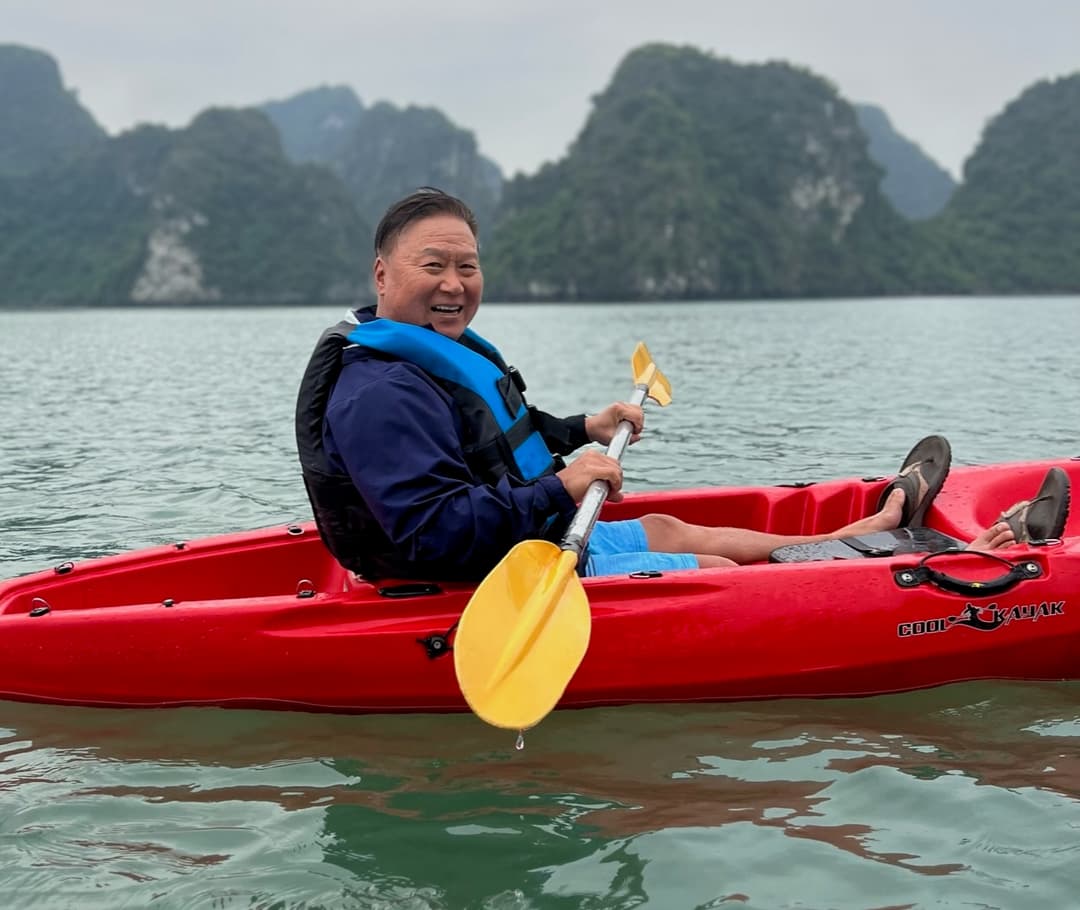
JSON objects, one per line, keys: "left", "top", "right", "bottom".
{"left": 373, "top": 213, "right": 482, "bottom": 340}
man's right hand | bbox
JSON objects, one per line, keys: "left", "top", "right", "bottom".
{"left": 556, "top": 450, "right": 624, "bottom": 502}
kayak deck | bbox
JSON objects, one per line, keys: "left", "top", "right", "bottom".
{"left": 0, "top": 459, "right": 1077, "bottom": 713}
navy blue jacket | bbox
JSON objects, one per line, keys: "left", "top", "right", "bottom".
{"left": 321, "top": 326, "right": 588, "bottom": 577}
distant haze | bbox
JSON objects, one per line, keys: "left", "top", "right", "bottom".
{"left": 5, "top": 0, "right": 1079, "bottom": 179}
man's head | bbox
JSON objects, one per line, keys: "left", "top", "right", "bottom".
{"left": 372, "top": 188, "right": 482, "bottom": 340}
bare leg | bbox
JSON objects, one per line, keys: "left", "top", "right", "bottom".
{"left": 639, "top": 488, "right": 909, "bottom": 564}
{"left": 641, "top": 488, "right": 1017, "bottom": 564}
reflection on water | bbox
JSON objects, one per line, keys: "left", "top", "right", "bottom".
{"left": 2, "top": 300, "right": 1080, "bottom": 907}
{"left": 1, "top": 682, "right": 1079, "bottom": 908}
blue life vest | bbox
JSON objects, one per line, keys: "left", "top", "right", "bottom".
{"left": 345, "top": 320, "right": 555, "bottom": 481}
{"left": 295, "top": 310, "right": 564, "bottom": 579}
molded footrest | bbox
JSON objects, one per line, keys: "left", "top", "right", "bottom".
{"left": 769, "top": 528, "right": 965, "bottom": 563}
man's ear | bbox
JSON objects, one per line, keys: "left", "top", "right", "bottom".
{"left": 373, "top": 256, "right": 387, "bottom": 295}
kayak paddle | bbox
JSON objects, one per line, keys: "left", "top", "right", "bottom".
{"left": 453, "top": 342, "right": 672, "bottom": 731}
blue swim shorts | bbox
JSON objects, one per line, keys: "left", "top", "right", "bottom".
{"left": 583, "top": 519, "right": 698, "bottom": 577}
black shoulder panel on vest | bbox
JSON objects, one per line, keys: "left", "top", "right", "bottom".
{"left": 295, "top": 321, "right": 353, "bottom": 472}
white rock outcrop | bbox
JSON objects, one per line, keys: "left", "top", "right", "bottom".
{"left": 130, "top": 213, "right": 222, "bottom": 303}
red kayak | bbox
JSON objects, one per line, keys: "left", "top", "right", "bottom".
{"left": 1, "top": 458, "right": 1077, "bottom": 713}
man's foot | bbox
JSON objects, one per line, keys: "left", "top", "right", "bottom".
{"left": 877, "top": 487, "right": 906, "bottom": 530}
{"left": 968, "top": 522, "right": 1016, "bottom": 550}
{"left": 844, "top": 487, "right": 907, "bottom": 536}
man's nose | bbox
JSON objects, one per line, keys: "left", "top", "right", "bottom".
{"left": 440, "top": 272, "right": 465, "bottom": 293}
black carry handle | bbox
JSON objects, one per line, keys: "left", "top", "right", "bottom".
{"left": 894, "top": 550, "right": 1043, "bottom": 596}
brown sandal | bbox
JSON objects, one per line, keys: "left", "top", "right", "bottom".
{"left": 877, "top": 435, "right": 952, "bottom": 527}
{"left": 996, "top": 467, "right": 1071, "bottom": 543}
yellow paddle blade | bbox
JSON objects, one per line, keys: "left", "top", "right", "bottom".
{"left": 454, "top": 540, "right": 591, "bottom": 730}
{"left": 631, "top": 342, "right": 672, "bottom": 407}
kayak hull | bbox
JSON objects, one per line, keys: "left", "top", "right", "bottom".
{"left": 2, "top": 459, "right": 1078, "bottom": 712}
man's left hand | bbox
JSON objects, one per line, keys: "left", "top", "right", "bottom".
{"left": 585, "top": 403, "right": 644, "bottom": 446}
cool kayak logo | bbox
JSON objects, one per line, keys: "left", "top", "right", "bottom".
{"left": 897, "top": 600, "right": 1065, "bottom": 637}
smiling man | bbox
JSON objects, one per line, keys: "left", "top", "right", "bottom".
{"left": 372, "top": 204, "right": 483, "bottom": 338}
{"left": 295, "top": 187, "right": 646, "bottom": 581}
{"left": 294, "top": 188, "right": 1028, "bottom": 583}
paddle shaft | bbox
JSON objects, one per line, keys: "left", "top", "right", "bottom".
{"left": 561, "top": 383, "right": 650, "bottom": 557}
{"left": 453, "top": 343, "right": 669, "bottom": 731}
{"left": 479, "top": 383, "right": 649, "bottom": 698}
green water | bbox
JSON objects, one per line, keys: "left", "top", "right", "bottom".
{"left": 2, "top": 298, "right": 1080, "bottom": 908}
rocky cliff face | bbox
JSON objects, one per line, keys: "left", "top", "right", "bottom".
{"left": 259, "top": 85, "right": 364, "bottom": 166}
{"left": 932, "top": 74, "right": 1080, "bottom": 292}
{"left": 484, "top": 44, "right": 919, "bottom": 301}
{"left": 3, "top": 42, "right": 1077, "bottom": 306}
{"left": 130, "top": 212, "right": 217, "bottom": 303}
{"left": 0, "top": 44, "right": 106, "bottom": 178}
{"left": 261, "top": 87, "right": 503, "bottom": 234}
{"left": 0, "top": 103, "right": 370, "bottom": 306}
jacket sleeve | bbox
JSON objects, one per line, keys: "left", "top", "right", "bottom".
{"left": 529, "top": 407, "right": 589, "bottom": 456}
{"left": 325, "top": 363, "right": 578, "bottom": 573}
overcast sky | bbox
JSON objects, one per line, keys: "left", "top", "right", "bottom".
{"left": 6, "top": 0, "right": 1078, "bottom": 180}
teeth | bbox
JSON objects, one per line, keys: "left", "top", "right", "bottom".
{"left": 433, "top": 305, "right": 462, "bottom": 313}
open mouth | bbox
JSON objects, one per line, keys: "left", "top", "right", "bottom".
{"left": 432, "top": 305, "right": 463, "bottom": 315}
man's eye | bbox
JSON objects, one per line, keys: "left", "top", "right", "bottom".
{"left": 423, "top": 262, "right": 443, "bottom": 270}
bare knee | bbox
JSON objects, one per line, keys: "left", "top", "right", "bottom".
{"left": 639, "top": 516, "right": 737, "bottom": 568}
{"left": 638, "top": 513, "right": 691, "bottom": 551}
{"left": 638, "top": 513, "right": 686, "bottom": 535}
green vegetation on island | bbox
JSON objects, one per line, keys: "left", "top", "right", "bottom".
{"left": 0, "top": 53, "right": 369, "bottom": 306}
{"left": 0, "top": 44, "right": 106, "bottom": 179}
{"left": 930, "top": 75, "right": 1080, "bottom": 293}
{"left": 260, "top": 86, "right": 503, "bottom": 235}
{"left": 0, "top": 41, "right": 1077, "bottom": 306}
{"left": 483, "top": 44, "right": 924, "bottom": 300}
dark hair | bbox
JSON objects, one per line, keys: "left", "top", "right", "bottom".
{"left": 373, "top": 187, "right": 479, "bottom": 255}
